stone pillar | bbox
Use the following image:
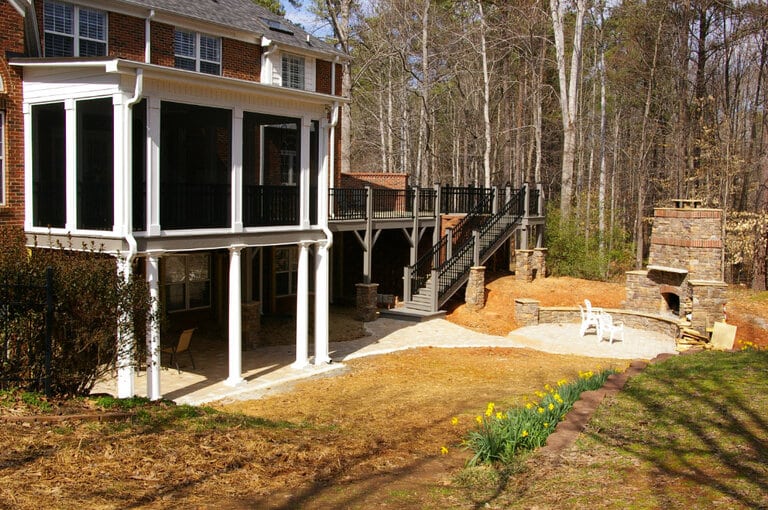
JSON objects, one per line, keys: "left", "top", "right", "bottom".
{"left": 241, "top": 301, "right": 261, "bottom": 349}
{"left": 690, "top": 280, "right": 728, "bottom": 332}
{"left": 465, "top": 266, "right": 486, "bottom": 311}
{"left": 514, "top": 298, "right": 540, "bottom": 326}
{"left": 533, "top": 248, "right": 548, "bottom": 280}
{"left": 515, "top": 249, "right": 534, "bottom": 281}
{"left": 356, "top": 282, "right": 379, "bottom": 322}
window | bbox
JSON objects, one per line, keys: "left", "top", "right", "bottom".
{"left": 281, "top": 54, "right": 305, "bottom": 89}
{"left": 32, "top": 103, "right": 66, "bottom": 227}
{"left": 0, "top": 111, "right": 4, "bottom": 206}
{"left": 274, "top": 247, "right": 298, "bottom": 297}
{"left": 44, "top": 1, "right": 106, "bottom": 57}
{"left": 174, "top": 30, "right": 221, "bottom": 75}
{"left": 76, "top": 98, "right": 113, "bottom": 230}
{"left": 164, "top": 254, "right": 211, "bottom": 312}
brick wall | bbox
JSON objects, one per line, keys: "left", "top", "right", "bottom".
{"left": 150, "top": 21, "right": 175, "bottom": 67}
{"left": 339, "top": 172, "right": 408, "bottom": 189}
{"left": 0, "top": 2, "right": 26, "bottom": 226}
{"left": 334, "top": 63, "right": 343, "bottom": 96}
{"left": 109, "top": 12, "right": 144, "bottom": 61}
{"left": 316, "top": 59, "right": 331, "bottom": 94}
{"left": 222, "top": 39, "right": 261, "bottom": 81}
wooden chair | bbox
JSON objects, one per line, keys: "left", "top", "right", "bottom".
{"left": 599, "top": 312, "right": 624, "bottom": 343}
{"left": 162, "top": 328, "right": 196, "bottom": 374}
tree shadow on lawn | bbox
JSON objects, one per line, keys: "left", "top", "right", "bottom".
{"left": 583, "top": 352, "right": 768, "bottom": 508}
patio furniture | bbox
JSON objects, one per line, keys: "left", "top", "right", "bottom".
{"left": 162, "top": 328, "right": 196, "bottom": 374}
{"left": 599, "top": 312, "right": 624, "bottom": 343}
{"left": 579, "top": 300, "right": 601, "bottom": 337}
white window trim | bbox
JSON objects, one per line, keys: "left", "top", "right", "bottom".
{"left": 43, "top": 1, "right": 108, "bottom": 57}
{"left": 174, "top": 29, "right": 222, "bottom": 75}
{"left": 281, "top": 53, "right": 305, "bottom": 90}
{"left": 0, "top": 111, "right": 5, "bottom": 206}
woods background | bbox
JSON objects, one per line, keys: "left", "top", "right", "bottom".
{"left": 285, "top": 0, "right": 768, "bottom": 289}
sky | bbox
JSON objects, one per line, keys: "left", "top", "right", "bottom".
{"left": 283, "top": 2, "right": 333, "bottom": 38}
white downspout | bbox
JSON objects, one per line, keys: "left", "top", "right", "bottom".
{"left": 145, "top": 10, "right": 155, "bottom": 64}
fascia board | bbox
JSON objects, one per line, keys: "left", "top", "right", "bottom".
{"left": 10, "top": 58, "right": 350, "bottom": 104}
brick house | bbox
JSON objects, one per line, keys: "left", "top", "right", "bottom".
{"left": 0, "top": 0, "right": 348, "bottom": 399}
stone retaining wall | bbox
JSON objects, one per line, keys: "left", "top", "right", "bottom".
{"left": 516, "top": 299, "right": 680, "bottom": 338}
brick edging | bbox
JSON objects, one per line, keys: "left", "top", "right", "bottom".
{"left": 538, "top": 353, "right": 676, "bottom": 460}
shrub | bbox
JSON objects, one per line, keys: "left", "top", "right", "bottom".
{"left": 0, "top": 226, "right": 152, "bottom": 396}
{"left": 544, "top": 202, "right": 633, "bottom": 280}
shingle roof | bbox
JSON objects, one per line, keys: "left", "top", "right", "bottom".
{"left": 120, "top": 0, "right": 345, "bottom": 58}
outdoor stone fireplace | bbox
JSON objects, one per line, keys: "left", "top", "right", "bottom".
{"left": 625, "top": 200, "right": 727, "bottom": 334}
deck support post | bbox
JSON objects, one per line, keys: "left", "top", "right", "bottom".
{"left": 116, "top": 257, "right": 135, "bottom": 398}
{"left": 225, "top": 245, "right": 244, "bottom": 386}
{"left": 146, "top": 253, "right": 162, "bottom": 400}
{"left": 293, "top": 242, "right": 311, "bottom": 368}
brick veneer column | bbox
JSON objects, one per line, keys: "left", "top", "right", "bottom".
{"left": 355, "top": 283, "right": 379, "bottom": 322}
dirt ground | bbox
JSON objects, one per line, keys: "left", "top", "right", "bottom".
{"left": 446, "top": 273, "right": 768, "bottom": 349}
{"left": 1, "top": 275, "right": 766, "bottom": 509}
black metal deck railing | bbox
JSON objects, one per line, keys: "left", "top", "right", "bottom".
{"left": 244, "top": 185, "right": 299, "bottom": 226}
{"left": 436, "top": 189, "right": 525, "bottom": 305}
{"left": 406, "top": 188, "right": 497, "bottom": 297}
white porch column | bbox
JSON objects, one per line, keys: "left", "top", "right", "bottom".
{"left": 147, "top": 97, "right": 161, "bottom": 236}
{"left": 64, "top": 99, "right": 76, "bottom": 231}
{"left": 146, "top": 253, "right": 162, "bottom": 400}
{"left": 314, "top": 244, "right": 331, "bottom": 364}
{"left": 299, "top": 116, "right": 312, "bottom": 228}
{"left": 232, "top": 108, "right": 244, "bottom": 232}
{"left": 226, "top": 245, "right": 245, "bottom": 386}
{"left": 116, "top": 257, "right": 135, "bottom": 398}
{"left": 293, "top": 242, "right": 310, "bottom": 368}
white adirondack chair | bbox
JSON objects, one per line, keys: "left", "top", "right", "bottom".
{"left": 579, "top": 302, "right": 601, "bottom": 337}
{"left": 599, "top": 311, "right": 624, "bottom": 343}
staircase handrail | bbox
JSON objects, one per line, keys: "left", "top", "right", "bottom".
{"left": 406, "top": 188, "right": 495, "bottom": 296}
{"left": 435, "top": 189, "right": 525, "bottom": 306}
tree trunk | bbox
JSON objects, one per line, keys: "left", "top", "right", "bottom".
{"left": 550, "top": 0, "right": 586, "bottom": 218}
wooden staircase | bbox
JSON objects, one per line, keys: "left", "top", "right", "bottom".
{"left": 388, "top": 186, "right": 532, "bottom": 318}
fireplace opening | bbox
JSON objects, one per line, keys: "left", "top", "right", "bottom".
{"left": 661, "top": 292, "right": 680, "bottom": 316}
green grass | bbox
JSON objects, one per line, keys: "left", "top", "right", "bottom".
{"left": 470, "top": 349, "right": 768, "bottom": 509}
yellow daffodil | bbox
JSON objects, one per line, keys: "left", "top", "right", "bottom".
{"left": 557, "top": 379, "right": 567, "bottom": 387}
{"left": 521, "top": 430, "right": 528, "bottom": 437}
{"left": 476, "top": 415, "right": 483, "bottom": 425}
{"left": 525, "top": 403, "right": 533, "bottom": 410}
{"left": 496, "top": 412, "right": 503, "bottom": 420}
{"left": 451, "top": 417, "right": 458, "bottom": 426}
{"left": 548, "top": 403, "right": 555, "bottom": 411}
{"left": 441, "top": 446, "right": 449, "bottom": 455}
{"left": 544, "top": 422, "right": 549, "bottom": 428}
{"left": 537, "top": 407, "right": 544, "bottom": 414}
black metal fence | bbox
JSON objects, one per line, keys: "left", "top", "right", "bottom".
{"left": 0, "top": 267, "right": 54, "bottom": 397}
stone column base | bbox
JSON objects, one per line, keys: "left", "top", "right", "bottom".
{"left": 465, "top": 266, "right": 486, "bottom": 311}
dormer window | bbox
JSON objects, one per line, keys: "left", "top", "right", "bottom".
{"left": 282, "top": 54, "right": 305, "bottom": 90}
{"left": 174, "top": 30, "right": 221, "bottom": 75}
{"left": 43, "top": 1, "right": 107, "bottom": 57}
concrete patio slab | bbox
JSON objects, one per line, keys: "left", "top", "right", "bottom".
{"left": 91, "top": 318, "right": 677, "bottom": 406}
